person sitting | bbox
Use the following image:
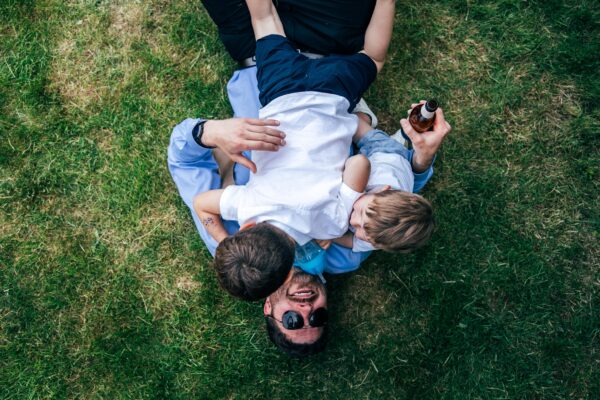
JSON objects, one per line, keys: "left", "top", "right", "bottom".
{"left": 192, "top": 0, "right": 393, "bottom": 300}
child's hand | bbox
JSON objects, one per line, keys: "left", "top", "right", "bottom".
{"left": 316, "top": 240, "right": 332, "bottom": 250}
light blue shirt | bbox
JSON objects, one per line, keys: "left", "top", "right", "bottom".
{"left": 167, "top": 67, "right": 435, "bottom": 274}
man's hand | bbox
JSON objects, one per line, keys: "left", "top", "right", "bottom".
{"left": 201, "top": 118, "right": 286, "bottom": 173}
{"left": 400, "top": 101, "right": 452, "bottom": 173}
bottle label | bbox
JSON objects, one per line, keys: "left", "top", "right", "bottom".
{"left": 420, "top": 106, "right": 435, "bottom": 120}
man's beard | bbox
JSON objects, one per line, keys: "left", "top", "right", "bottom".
{"left": 269, "top": 267, "right": 324, "bottom": 304}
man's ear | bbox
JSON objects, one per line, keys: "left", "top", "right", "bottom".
{"left": 264, "top": 297, "right": 272, "bottom": 315}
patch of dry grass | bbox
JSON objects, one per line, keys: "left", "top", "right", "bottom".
{"left": 47, "top": 0, "right": 227, "bottom": 115}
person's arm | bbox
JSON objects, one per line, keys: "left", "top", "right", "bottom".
{"left": 352, "top": 108, "right": 438, "bottom": 193}
{"left": 333, "top": 232, "right": 354, "bottom": 249}
{"left": 362, "top": 0, "right": 395, "bottom": 72}
{"left": 200, "top": 118, "right": 286, "bottom": 173}
{"left": 168, "top": 118, "right": 220, "bottom": 209}
{"left": 353, "top": 112, "right": 376, "bottom": 144}
{"left": 168, "top": 118, "right": 236, "bottom": 256}
{"left": 245, "top": 0, "right": 285, "bottom": 39}
{"left": 401, "top": 101, "right": 452, "bottom": 173}
{"left": 193, "top": 189, "right": 229, "bottom": 243}
{"left": 343, "top": 154, "right": 371, "bottom": 193}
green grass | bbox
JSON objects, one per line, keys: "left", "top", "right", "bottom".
{"left": 1, "top": 0, "right": 598, "bottom": 398}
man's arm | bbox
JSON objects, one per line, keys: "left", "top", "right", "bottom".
{"left": 362, "top": 0, "right": 395, "bottom": 72}
{"left": 193, "top": 189, "right": 229, "bottom": 243}
{"left": 168, "top": 118, "right": 220, "bottom": 210}
{"left": 245, "top": 0, "right": 285, "bottom": 39}
{"left": 167, "top": 118, "right": 234, "bottom": 256}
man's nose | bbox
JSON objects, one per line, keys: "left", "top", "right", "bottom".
{"left": 296, "top": 302, "right": 313, "bottom": 316}
{"left": 299, "top": 306, "right": 313, "bottom": 325}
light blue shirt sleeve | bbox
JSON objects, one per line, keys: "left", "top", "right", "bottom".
{"left": 167, "top": 118, "right": 242, "bottom": 256}
{"left": 407, "top": 150, "right": 435, "bottom": 193}
{"left": 324, "top": 244, "right": 372, "bottom": 274}
{"left": 226, "top": 67, "right": 261, "bottom": 185}
{"left": 227, "top": 66, "right": 261, "bottom": 118}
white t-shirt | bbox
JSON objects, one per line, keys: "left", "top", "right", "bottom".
{"left": 220, "top": 91, "right": 362, "bottom": 245}
{"left": 351, "top": 152, "right": 414, "bottom": 252}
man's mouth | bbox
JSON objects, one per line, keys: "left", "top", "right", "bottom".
{"left": 288, "top": 289, "right": 317, "bottom": 302}
{"left": 290, "top": 289, "right": 314, "bottom": 298}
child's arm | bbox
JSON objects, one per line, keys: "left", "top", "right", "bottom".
{"left": 245, "top": 0, "right": 285, "bottom": 40}
{"left": 362, "top": 0, "right": 395, "bottom": 72}
{"left": 193, "top": 189, "right": 229, "bottom": 243}
{"left": 333, "top": 232, "right": 354, "bottom": 249}
{"left": 343, "top": 154, "right": 371, "bottom": 193}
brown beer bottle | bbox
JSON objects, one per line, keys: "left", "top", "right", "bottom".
{"left": 409, "top": 99, "right": 439, "bottom": 133}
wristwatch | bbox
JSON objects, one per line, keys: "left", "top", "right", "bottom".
{"left": 192, "top": 120, "right": 215, "bottom": 149}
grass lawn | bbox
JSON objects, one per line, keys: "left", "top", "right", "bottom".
{"left": 1, "top": 0, "right": 598, "bottom": 398}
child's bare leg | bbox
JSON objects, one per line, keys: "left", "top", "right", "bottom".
{"left": 343, "top": 154, "right": 371, "bottom": 193}
{"left": 361, "top": 0, "right": 395, "bottom": 72}
{"left": 245, "top": 0, "right": 285, "bottom": 40}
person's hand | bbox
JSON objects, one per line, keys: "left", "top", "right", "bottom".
{"left": 201, "top": 118, "right": 286, "bottom": 173}
{"left": 316, "top": 239, "right": 332, "bottom": 250}
{"left": 400, "top": 100, "right": 452, "bottom": 173}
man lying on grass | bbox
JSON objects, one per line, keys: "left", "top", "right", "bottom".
{"left": 169, "top": 0, "right": 451, "bottom": 356}
{"left": 168, "top": 108, "right": 450, "bottom": 357}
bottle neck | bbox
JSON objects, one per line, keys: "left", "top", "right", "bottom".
{"left": 420, "top": 105, "right": 435, "bottom": 120}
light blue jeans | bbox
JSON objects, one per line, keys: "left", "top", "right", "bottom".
{"left": 356, "top": 129, "right": 410, "bottom": 159}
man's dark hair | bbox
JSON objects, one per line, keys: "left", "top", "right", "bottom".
{"left": 214, "top": 223, "right": 295, "bottom": 301}
{"left": 265, "top": 317, "right": 328, "bottom": 357}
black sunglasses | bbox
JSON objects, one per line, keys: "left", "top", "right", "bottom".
{"left": 266, "top": 308, "right": 329, "bottom": 330}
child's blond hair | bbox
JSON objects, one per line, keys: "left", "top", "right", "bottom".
{"left": 364, "top": 190, "right": 434, "bottom": 252}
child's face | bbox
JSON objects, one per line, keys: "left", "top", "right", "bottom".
{"left": 350, "top": 193, "right": 375, "bottom": 242}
